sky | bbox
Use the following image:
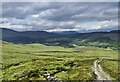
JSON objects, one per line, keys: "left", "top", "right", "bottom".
{"left": 0, "top": 2, "right": 118, "bottom": 32}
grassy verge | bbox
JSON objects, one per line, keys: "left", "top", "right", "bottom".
{"left": 100, "top": 59, "right": 119, "bottom": 80}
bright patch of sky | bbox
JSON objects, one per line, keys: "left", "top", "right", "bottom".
{"left": 87, "top": 21, "right": 100, "bottom": 25}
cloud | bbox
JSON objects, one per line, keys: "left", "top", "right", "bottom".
{"left": 0, "top": 22, "right": 32, "bottom": 31}
{"left": 45, "top": 28, "right": 79, "bottom": 32}
{"left": 1, "top": 2, "right": 118, "bottom": 32}
{"left": 75, "top": 19, "right": 118, "bottom": 32}
{"left": 89, "top": 20, "right": 118, "bottom": 30}
{"left": 32, "top": 14, "right": 39, "bottom": 18}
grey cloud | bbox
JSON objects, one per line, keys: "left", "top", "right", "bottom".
{"left": 2, "top": 2, "right": 118, "bottom": 20}
{"left": 2, "top": 2, "right": 64, "bottom": 19}
{"left": 1, "top": 2, "right": 118, "bottom": 31}
{"left": 2, "top": 2, "right": 33, "bottom": 18}
{"left": 40, "top": 2, "right": 118, "bottom": 22}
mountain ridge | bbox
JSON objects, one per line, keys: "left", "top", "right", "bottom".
{"left": 1, "top": 28, "right": 119, "bottom": 49}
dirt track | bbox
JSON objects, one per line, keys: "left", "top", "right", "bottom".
{"left": 94, "top": 60, "right": 112, "bottom": 81}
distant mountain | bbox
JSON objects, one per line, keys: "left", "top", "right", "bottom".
{"left": 52, "top": 31, "right": 78, "bottom": 35}
{"left": 1, "top": 28, "right": 119, "bottom": 49}
{"left": 0, "top": 28, "right": 17, "bottom": 32}
{"left": 1, "top": 28, "right": 62, "bottom": 44}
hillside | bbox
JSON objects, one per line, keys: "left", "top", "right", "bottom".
{"left": 1, "top": 41, "right": 119, "bottom": 80}
{"left": 1, "top": 28, "right": 119, "bottom": 49}
{"left": 1, "top": 28, "right": 61, "bottom": 44}
{"left": 52, "top": 31, "right": 78, "bottom": 35}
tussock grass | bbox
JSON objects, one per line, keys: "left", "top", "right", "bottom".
{"left": 2, "top": 41, "right": 118, "bottom": 80}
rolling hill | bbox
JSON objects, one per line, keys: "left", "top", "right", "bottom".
{"left": 1, "top": 28, "right": 119, "bottom": 49}
{"left": 1, "top": 28, "right": 62, "bottom": 44}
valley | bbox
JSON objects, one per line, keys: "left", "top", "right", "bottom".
{"left": 1, "top": 1, "right": 119, "bottom": 81}
{"left": 1, "top": 41, "right": 119, "bottom": 81}
{"left": 1, "top": 28, "right": 119, "bottom": 49}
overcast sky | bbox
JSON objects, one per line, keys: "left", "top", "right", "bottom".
{"left": 0, "top": 2, "right": 118, "bottom": 32}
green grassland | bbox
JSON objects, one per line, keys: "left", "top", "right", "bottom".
{"left": 1, "top": 41, "right": 119, "bottom": 80}
{"left": 100, "top": 59, "right": 119, "bottom": 80}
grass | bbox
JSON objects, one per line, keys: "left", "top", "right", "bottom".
{"left": 1, "top": 41, "right": 118, "bottom": 80}
{"left": 100, "top": 59, "right": 119, "bottom": 80}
